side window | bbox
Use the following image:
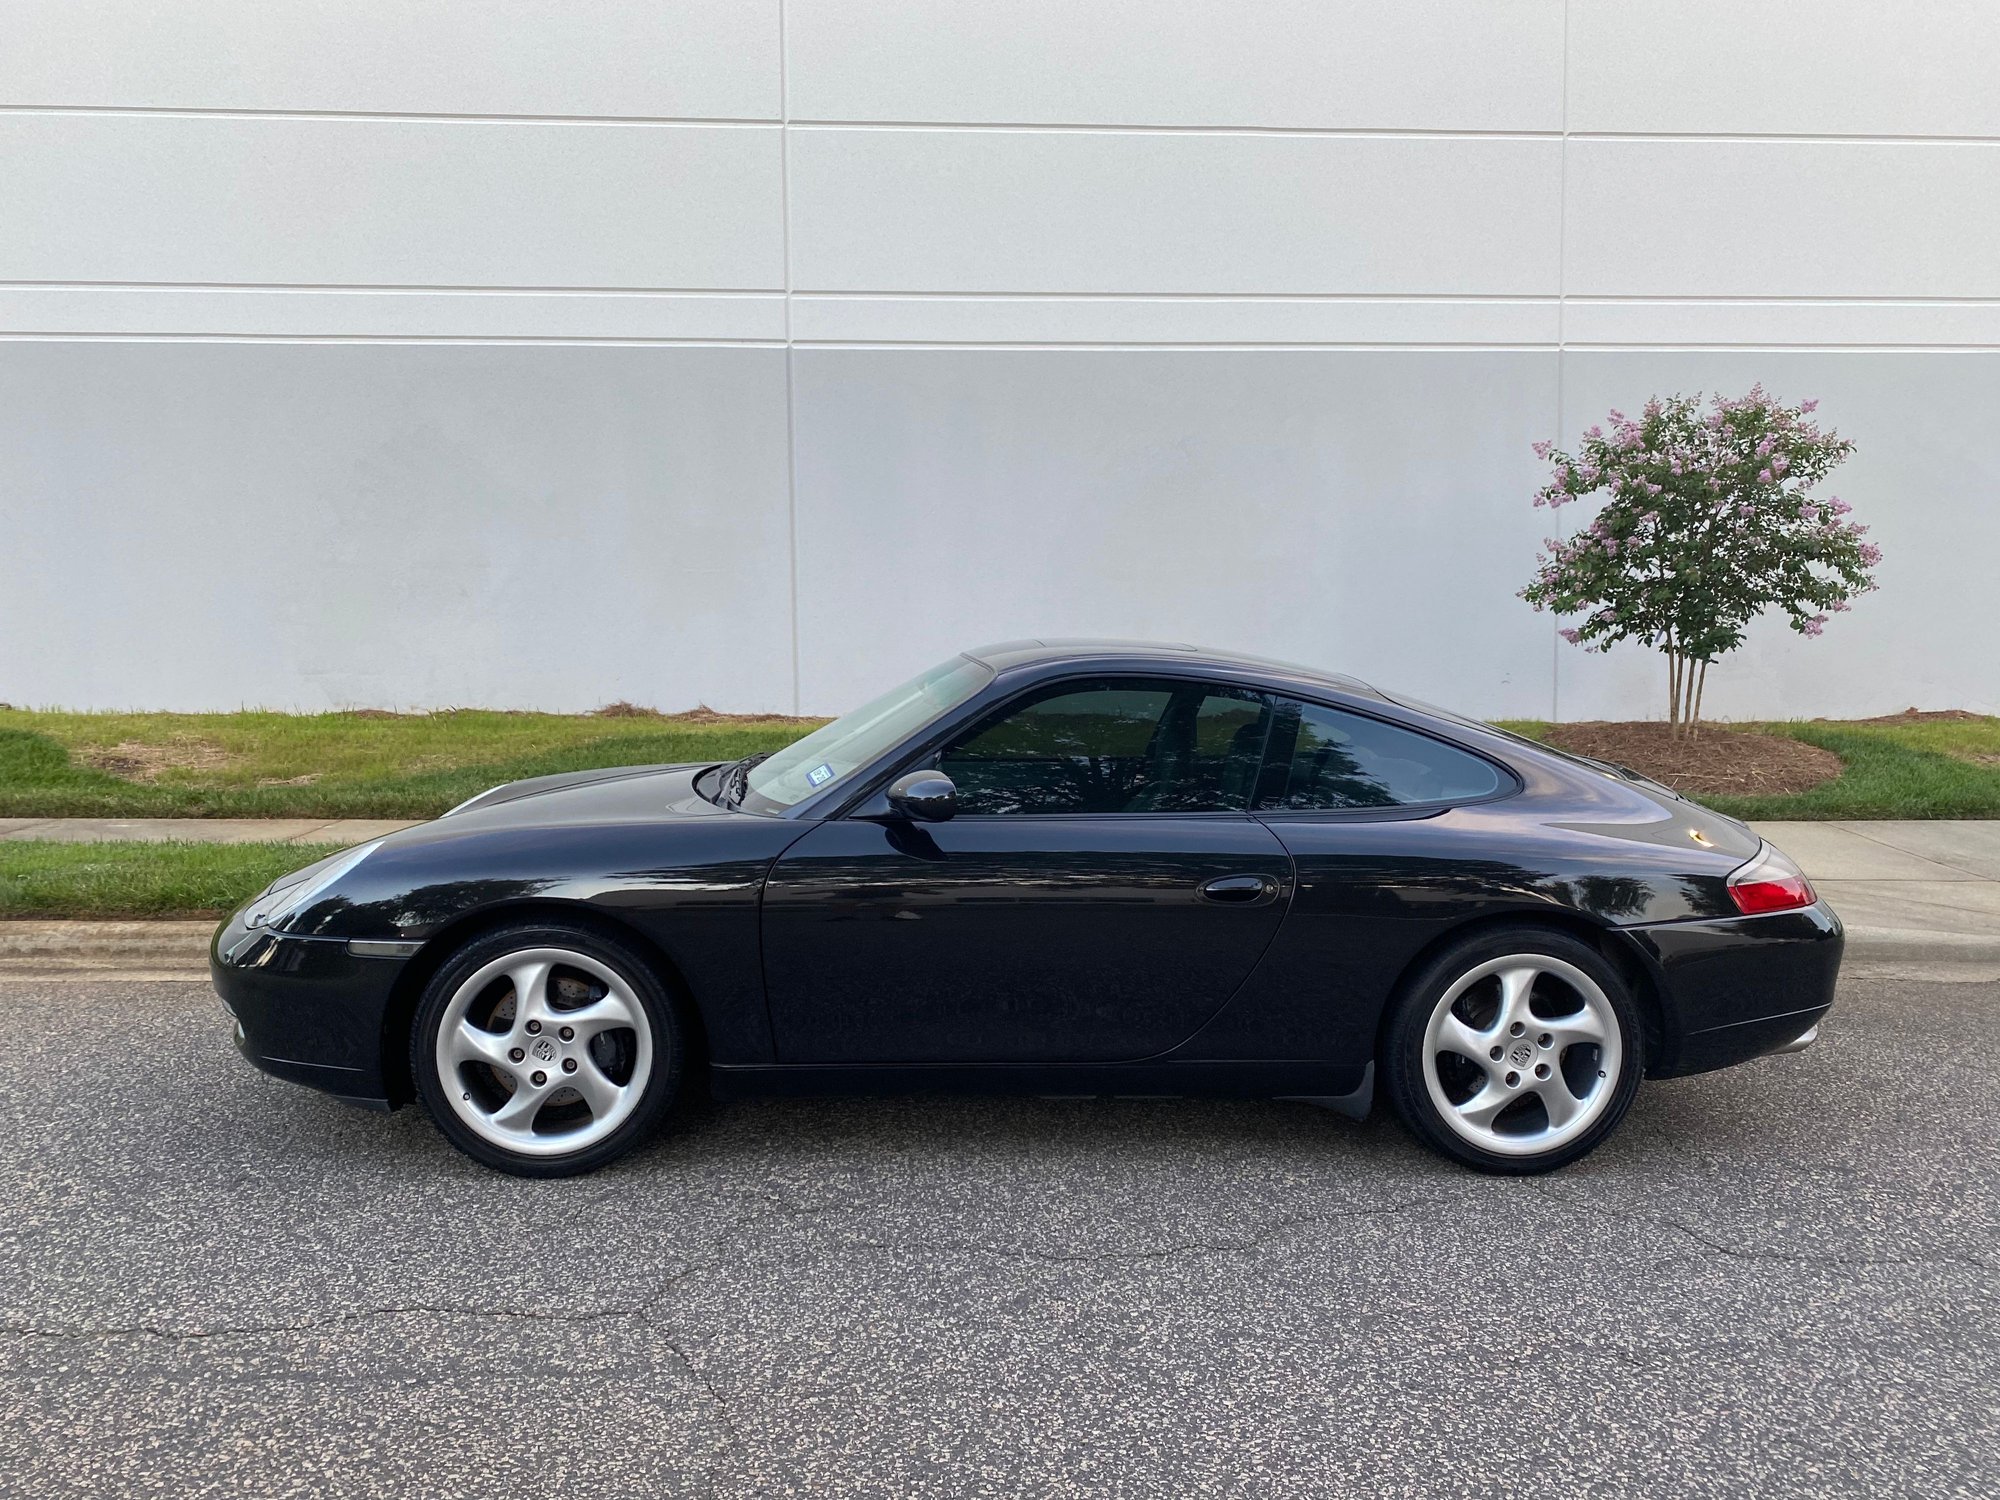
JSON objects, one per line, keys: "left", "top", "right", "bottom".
{"left": 939, "top": 680, "right": 1273, "bottom": 815}
{"left": 1270, "top": 703, "right": 1503, "bottom": 810}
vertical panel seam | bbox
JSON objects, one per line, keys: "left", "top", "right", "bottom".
{"left": 1552, "top": 0, "right": 1572, "bottom": 725}
{"left": 779, "top": 0, "right": 801, "bottom": 714}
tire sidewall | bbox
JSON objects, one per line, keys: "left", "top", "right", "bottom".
{"left": 1383, "top": 928, "right": 1644, "bottom": 1175}
{"left": 411, "top": 922, "right": 682, "bottom": 1178}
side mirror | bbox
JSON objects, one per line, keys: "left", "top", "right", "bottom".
{"left": 886, "top": 769, "right": 957, "bottom": 823}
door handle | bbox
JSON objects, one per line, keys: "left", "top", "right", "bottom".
{"left": 1197, "top": 873, "right": 1280, "bottom": 905}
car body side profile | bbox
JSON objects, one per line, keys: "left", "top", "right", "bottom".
{"left": 211, "top": 641, "right": 1841, "bottom": 1177}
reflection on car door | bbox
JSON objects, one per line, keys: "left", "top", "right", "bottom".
{"left": 759, "top": 678, "right": 1295, "bottom": 1064}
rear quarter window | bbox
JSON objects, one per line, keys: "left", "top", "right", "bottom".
{"left": 1270, "top": 703, "right": 1505, "bottom": 810}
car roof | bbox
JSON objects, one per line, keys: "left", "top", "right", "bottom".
{"left": 963, "top": 638, "right": 1386, "bottom": 701}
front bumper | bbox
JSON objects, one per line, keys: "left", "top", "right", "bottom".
{"left": 1627, "top": 900, "right": 1844, "bottom": 1078}
{"left": 210, "top": 912, "right": 412, "bottom": 1109}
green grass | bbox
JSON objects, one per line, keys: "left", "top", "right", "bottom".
{"left": 0, "top": 840, "right": 346, "bottom": 919}
{"left": 0, "top": 708, "right": 821, "bottom": 819}
{"left": 1498, "top": 717, "right": 2000, "bottom": 820}
{"left": 1, "top": 705, "right": 1996, "bottom": 830}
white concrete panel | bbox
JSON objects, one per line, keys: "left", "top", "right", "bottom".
{"left": 1551, "top": 352, "right": 2000, "bottom": 722}
{"left": 1565, "top": 141, "right": 2000, "bottom": 299}
{"left": 0, "top": 289, "right": 787, "bottom": 341}
{"left": 1565, "top": 299, "right": 2000, "bottom": 351}
{"left": 786, "top": 0, "right": 1563, "bottom": 131}
{"left": 0, "top": 115, "right": 784, "bottom": 289}
{"left": 0, "top": 344, "right": 794, "bottom": 712}
{"left": 790, "top": 129, "right": 1562, "bottom": 295}
{"left": 1569, "top": 0, "right": 2000, "bottom": 139}
{"left": 790, "top": 349, "right": 1560, "bottom": 720}
{"left": 790, "top": 296, "right": 1558, "bottom": 346}
{"left": 1, "top": 0, "right": 779, "bottom": 120}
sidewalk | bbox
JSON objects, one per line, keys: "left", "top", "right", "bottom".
{"left": 2, "top": 816, "right": 1996, "bottom": 978}
{"left": 1751, "top": 821, "right": 2000, "bottom": 966}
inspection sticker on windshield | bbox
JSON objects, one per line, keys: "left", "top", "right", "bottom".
{"left": 806, "top": 763, "right": 835, "bottom": 787}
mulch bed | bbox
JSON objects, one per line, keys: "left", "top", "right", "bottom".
{"left": 1542, "top": 721, "right": 1843, "bottom": 799}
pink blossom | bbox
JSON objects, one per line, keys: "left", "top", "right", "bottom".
{"left": 1558, "top": 628, "right": 1582, "bottom": 644}
{"left": 1801, "top": 398, "right": 1819, "bottom": 412}
{"left": 1801, "top": 614, "right": 1827, "bottom": 637}
{"left": 1858, "top": 542, "right": 1883, "bottom": 566}
{"left": 1532, "top": 440, "right": 1552, "bottom": 460}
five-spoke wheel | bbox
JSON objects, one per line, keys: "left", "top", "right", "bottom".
{"left": 412, "top": 923, "right": 681, "bottom": 1176}
{"left": 1384, "top": 928, "right": 1642, "bottom": 1174}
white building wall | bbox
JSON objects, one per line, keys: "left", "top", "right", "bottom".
{"left": 1, "top": 1, "right": 1995, "bottom": 719}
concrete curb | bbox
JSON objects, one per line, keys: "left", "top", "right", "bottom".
{"left": 3, "top": 918, "right": 1997, "bottom": 982}
{"left": 0, "top": 921, "right": 216, "bottom": 979}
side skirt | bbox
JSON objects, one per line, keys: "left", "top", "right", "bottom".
{"left": 708, "top": 1058, "right": 1372, "bottom": 1117}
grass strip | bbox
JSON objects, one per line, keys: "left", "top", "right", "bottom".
{"left": 2, "top": 706, "right": 1997, "bottom": 823}
{"left": 0, "top": 710, "right": 817, "bottom": 819}
{"left": 0, "top": 841, "right": 346, "bottom": 920}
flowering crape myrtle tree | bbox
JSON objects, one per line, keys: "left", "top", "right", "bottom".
{"left": 1521, "top": 387, "right": 1879, "bottom": 736}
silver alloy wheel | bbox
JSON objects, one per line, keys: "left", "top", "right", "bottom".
{"left": 1420, "top": 954, "right": 1623, "bottom": 1158}
{"left": 435, "top": 946, "right": 653, "bottom": 1157}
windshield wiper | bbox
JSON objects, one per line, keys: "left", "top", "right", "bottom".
{"left": 717, "top": 751, "right": 771, "bottom": 810}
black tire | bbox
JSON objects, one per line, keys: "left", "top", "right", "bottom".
{"left": 1382, "top": 927, "right": 1644, "bottom": 1175}
{"left": 411, "top": 921, "right": 683, "bottom": 1178}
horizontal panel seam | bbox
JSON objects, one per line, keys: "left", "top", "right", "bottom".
{"left": 0, "top": 333, "right": 791, "bottom": 346}
{"left": 5, "top": 108, "right": 1994, "bottom": 145}
{"left": 0, "top": 105, "right": 780, "bottom": 128}
{"left": 9, "top": 286, "right": 1999, "bottom": 307}
{"left": 0, "top": 282, "right": 787, "bottom": 296}
{"left": 9, "top": 335, "right": 1994, "bottom": 352}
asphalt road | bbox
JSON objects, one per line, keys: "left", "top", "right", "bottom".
{"left": 1, "top": 974, "right": 1994, "bottom": 1499}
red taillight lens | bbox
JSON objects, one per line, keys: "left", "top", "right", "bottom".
{"left": 1728, "top": 844, "right": 1817, "bottom": 915}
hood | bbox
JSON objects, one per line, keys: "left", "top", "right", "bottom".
{"left": 417, "top": 762, "right": 719, "bottom": 834}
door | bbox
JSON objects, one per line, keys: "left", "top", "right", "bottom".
{"left": 760, "top": 679, "right": 1295, "bottom": 1064}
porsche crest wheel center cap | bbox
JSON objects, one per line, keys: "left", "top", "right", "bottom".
{"left": 1508, "top": 1041, "right": 1535, "bottom": 1069}
{"left": 530, "top": 1036, "right": 559, "bottom": 1063}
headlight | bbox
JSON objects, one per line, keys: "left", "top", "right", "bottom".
{"left": 246, "top": 840, "right": 384, "bottom": 930}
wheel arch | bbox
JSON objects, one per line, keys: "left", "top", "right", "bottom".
{"left": 1372, "top": 909, "right": 1667, "bottom": 1072}
{"left": 378, "top": 898, "right": 710, "bottom": 1108}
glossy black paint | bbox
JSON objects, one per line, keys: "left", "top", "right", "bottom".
{"left": 211, "top": 639, "right": 1841, "bottom": 1115}
{"left": 885, "top": 770, "right": 958, "bottom": 822}
{"left": 760, "top": 814, "right": 1292, "bottom": 1063}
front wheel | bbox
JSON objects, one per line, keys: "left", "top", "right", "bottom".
{"left": 1382, "top": 929, "right": 1643, "bottom": 1174}
{"left": 411, "top": 923, "right": 683, "bottom": 1177}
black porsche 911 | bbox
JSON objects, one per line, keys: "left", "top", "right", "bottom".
{"left": 212, "top": 640, "right": 1840, "bottom": 1177}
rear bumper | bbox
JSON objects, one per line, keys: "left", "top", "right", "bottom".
{"left": 1627, "top": 900, "right": 1843, "bottom": 1078}
{"left": 210, "top": 913, "right": 408, "bottom": 1108}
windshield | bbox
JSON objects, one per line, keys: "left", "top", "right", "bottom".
{"left": 739, "top": 655, "right": 993, "bottom": 813}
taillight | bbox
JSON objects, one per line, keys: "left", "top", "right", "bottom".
{"left": 1728, "top": 842, "right": 1817, "bottom": 915}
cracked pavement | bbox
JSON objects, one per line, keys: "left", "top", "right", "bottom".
{"left": 1, "top": 974, "right": 1995, "bottom": 1498}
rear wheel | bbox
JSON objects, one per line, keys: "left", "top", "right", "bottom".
{"left": 411, "top": 922, "right": 682, "bottom": 1177}
{"left": 1383, "top": 928, "right": 1642, "bottom": 1174}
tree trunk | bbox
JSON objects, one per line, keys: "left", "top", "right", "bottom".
{"left": 1665, "top": 644, "right": 1682, "bottom": 737}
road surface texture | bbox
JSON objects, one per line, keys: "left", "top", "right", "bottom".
{"left": 1, "top": 973, "right": 1993, "bottom": 1498}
